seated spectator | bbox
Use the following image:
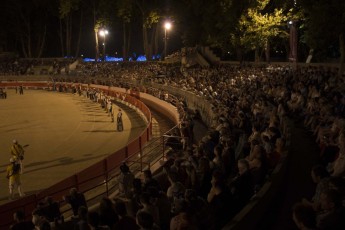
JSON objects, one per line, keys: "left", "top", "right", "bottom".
{"left": 262, "top": 135, "right": 273, "bottom": 157}
{"left": 229, "top": 159, "right": 254, "bottom": 211}
{"left": 302, "top": 165, "right": 330, "bottom": 211}
{"left": 328, "top": 176, "right": 345, "bottom": 206}
{"left": 267, "top": 137, "right": 286, "bottom": 169}
{"left": 10, "top": 210, "right": 35, "bottom": 230}
{"left": 207, "top": 170, "right": 235, "bottom": 229}
{"left": 330, "top": 129, "right": 345, "bottom": 177}
{"left": 249, "top": 155, "right": 268, "bottom": 189}
{"left": 316, "top": 189, "right": 345, "bottom": 230}
{"left": 63, "top": 187, "right": 87, "bottom": 217}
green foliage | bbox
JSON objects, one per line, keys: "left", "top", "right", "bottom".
{"left": 144, "top": 10, "right": 160, "bottom": 28}
{"left": 117, "top": 0, "right": 134, "bottom": 23}
{"left": 59, "top": 0, "right": 80, "bottom": 18}
{"left": 238, "top": 2, "right": 288, "bottom": 51}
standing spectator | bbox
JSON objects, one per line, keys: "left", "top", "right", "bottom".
{"left": 87, "top": 211, "right": 110, "bottom": 230}
{"left": 74, "top": 206, "right": 90, "bottom": 230}
{"left": 6, "top": 157, "right": 25, "bottom": 199}
{"left": 136, "top": 211, "right": 159, "bottom": 230}
{"left": 98, "top": 197, "right": 118, "bottom": 229}
{"left": 113, "top": 199, "right": 139, "bottom": 230}
{"left": 118, "top": 162, "right": 134, "bottom": 198}
{"left": 109, "top": 102, "right": 114, "bottom": 123}
{"left": 31, "top": 209, "right": 48, "bottom": 230}
{"left": 117, "top": 109, "right": 124, "bottom": 131}
{"left": 142, "top": 169, "right": 161, "bottom": 193}
{"left": 63, "top": 188, "right": 87, "bottom": 217}
{"left": 138, "top": 193, "right": 160, "bottom": 227}
{"left": 170, "top": 199, "right": 198, "bottom": 230}
{"left": 166, "top": 171, "right": 185, "bottom": 201}
{"left": 40, "top": 196, "right": 63, "bottom": 226}
{"left": 19, "top": 85, "right": 24, "bottom": 95}
{"left": 10, "top": 210, "right": 35, "bottom": 230}
{"left": 292, "top": 202, "right": 317, "bottom": 230}
{"left": 128, "top": 178, "right": 143, "bottom": 217}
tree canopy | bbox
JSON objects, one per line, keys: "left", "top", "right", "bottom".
{"left": 0, "top": 0, "right": 341, "bottom": 63}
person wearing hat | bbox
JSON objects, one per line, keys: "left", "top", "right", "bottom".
{"left": 6, "top": 156, "right": 25, "bottom": 200}
{"left": 117, "top": 109, "right": 123, "bottom": 131}
{"left": 11, "top": 140, "right": 25, "bottom": 159}
{"left": 10, "top": 140, "right": 26, "bottom": 173}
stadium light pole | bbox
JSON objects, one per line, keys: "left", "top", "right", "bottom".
{"left": 99, "top": 29, "right": 109, "bottom": 61}
{"left": 288, "top": 20, "right": 297, "bottom": 69}
{"left": 164, "top": 22, "right": 172, "bottom": 60}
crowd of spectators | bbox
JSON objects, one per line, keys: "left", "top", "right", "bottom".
{"left": 0, "top": 58, "right": 76, "bottom": 76}
{"left": 5, "top": 59, "right": 345, "bottom": 229}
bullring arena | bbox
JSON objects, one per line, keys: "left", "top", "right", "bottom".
{"left": 0, "top": 61, "right": 344, "bottom": 230}
{"left": 0, "top": 89, "right": 148, "bottom": 201}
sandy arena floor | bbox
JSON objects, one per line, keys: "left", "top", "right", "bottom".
{"left": 0, "top": 89, "right": 146, "bottom": 201}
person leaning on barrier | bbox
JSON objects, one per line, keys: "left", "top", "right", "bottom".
{"left": 63, "top": 187, "right": 87, "bottom": 217}
{"left": 6, "top": 156, "right": 25, "bottom": 200}
{"left": 40, "top": 196, "right": 63, "bottom": 226}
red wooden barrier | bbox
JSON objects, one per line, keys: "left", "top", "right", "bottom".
{"left": 0, "top": 195, "right": 37, "bottom": 230}
{"left": 0, "top": 82, "right": 152, "bottom": 229}
{"left": 36, "top": 175, "right": 77, "bottom": 201}
{"left": 127, "top": 139, "right": 141, "bottom": 158}
{"left": 106, "top": 147, "right": 127, "bottom": 170}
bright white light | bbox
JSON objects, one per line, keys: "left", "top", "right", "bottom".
{"left": 99, "top": 29, "right": 109, "bottom": 37}
{"left": 288, "top": 21, "right": 293, "bottom": 25}
{"left": 164, "top": 22, "right": 172, "bottom": 30}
